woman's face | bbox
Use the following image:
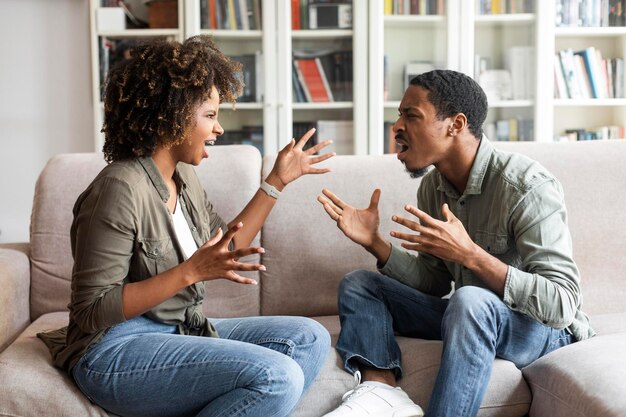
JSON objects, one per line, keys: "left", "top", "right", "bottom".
{"left": 175, "top": 85, "right": 224, "bottom": 165}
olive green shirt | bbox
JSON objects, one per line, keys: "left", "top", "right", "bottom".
{"left": 380, "top": 137, "right": 595, "bottom": 341}
{"left": 38, "top": 157, "right": 228, "bottom": 372}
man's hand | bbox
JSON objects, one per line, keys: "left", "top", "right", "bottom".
{"left": 318, "top": 188, "right": 387, "bottom": 249}
{"left": 391, "top": 203, "right": 478, "bottom": 265}
{"left": 266, "top": 128, "right": 335, "bottom": 190}
{"left": 185, "top": 222, "right": 265, "bottom": 285}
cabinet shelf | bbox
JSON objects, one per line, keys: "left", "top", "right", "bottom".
{"left": 554, "top": 99, "right": 626, "bottom": 107}
{"left": 555, "top": 27, "right": 626, "bottom": 37}
{"left": 200, "top": 30, "right": 263, "bottom": 40}
{"left": 292, "top": 102, "right": 353, "bottom": 110}
{"left": 220, "top": 103, "right": 264, "bottom": 110}
{"left": 489, "top": 100, "right": 534, "bottom": 108}
{"left": 475, "top": 13, "right": 535, "bottom": 26}
{"left": 97, "top": 29, "right": 181, "bottom": 38}
{"left": 292, "top": 30, "right": 353, "bottom": 39}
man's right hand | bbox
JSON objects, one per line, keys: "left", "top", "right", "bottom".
{"left": 318, "top": 188, "right": 391, "bottom": 263}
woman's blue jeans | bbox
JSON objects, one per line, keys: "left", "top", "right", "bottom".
{"left": 71, "top": 315, "right": 330, "bottom": 417}
{"left": 336, "top": 270, "right": 576, "bottom": 417}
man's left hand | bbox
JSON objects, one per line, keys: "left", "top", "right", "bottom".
{"left": 391, "top": 203, "right": 478, "bottom": 265}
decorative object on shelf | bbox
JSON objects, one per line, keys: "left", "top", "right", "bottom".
{"left": 96, "top": 7, "right": 126, "bottom": 31}
{"left": 308, "top": 2, "right": 352, "bottom": 29}
{"left": 146, "top": 0, "right": 178, "bottom": 28}
{"left": 479, "top": 70, "right": 513, "bottom": 102}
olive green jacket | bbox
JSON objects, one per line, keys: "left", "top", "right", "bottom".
{"left": 38, "top": 157, "right": 227, "bottom": 371}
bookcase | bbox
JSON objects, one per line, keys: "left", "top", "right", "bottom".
{"left": 90, "top": 0, "right": 367, "bottom": 156}
{"left": 89, "top": 1, "right": 626, "bottom": 155}
{"left": 89, "top": 0, "right": 186, "bottom": 151}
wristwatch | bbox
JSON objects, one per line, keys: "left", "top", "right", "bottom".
{"left": 260, "top": 181, "right": 281, "bottom": 199}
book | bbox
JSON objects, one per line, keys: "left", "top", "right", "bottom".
{"left": 294, "top": 58, "right": 334, "bottom": 102}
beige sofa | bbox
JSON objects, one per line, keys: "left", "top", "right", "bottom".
{"left": 1, "top": 141, "right": 626, "bottom": 417}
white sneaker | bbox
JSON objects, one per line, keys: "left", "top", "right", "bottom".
{"left": 322, "top": 371, "right": 424, "bottom": 417}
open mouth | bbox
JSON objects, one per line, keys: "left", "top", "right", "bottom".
{"left": 204, "top": 139, "right": 216, "bottom": 146}
{"left": 396, "top": 141, "right": 409, "bottom": 154}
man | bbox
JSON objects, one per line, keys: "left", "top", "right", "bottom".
{"left": 318, "top": 69, "right": 594, "bottom": 417}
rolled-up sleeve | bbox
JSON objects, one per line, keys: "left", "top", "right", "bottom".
{"left": 503, "top": 179, "right": 581, "bottom": 329}
{"left": 70, "top": 177, "right": 135, "bottom": 333}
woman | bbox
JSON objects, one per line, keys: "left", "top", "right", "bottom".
{"left": 38, "top": 35, "right": 333, "bottom": 417}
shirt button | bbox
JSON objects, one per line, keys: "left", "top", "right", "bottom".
{"left": 152, "top": 249, "right": 159, "bottom": 255}
{"left": 543, "top": 320, "right": 548, "bottom": 324}
{"left": 460, "top": 201, "right": 465, "bottom": 206}
{"left": 191, "top": 226, "right": 197, "bottom": 232}
{"left": 511, "top": 303, "right": 517, "bottom": 308}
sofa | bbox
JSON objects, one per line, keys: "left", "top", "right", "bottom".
{"left": 1, "top": 140, "right": 626, "bottom": 417}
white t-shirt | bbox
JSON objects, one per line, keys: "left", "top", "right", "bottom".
{"left": 171, "top": 197, "right": 198, "bottom": 259}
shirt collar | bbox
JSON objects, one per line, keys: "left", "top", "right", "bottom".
{"left": 137, "top": 157, "right": 189, "bottom": 203}
{"left": 435, "top": 135, "right": 493, "bottom": 198}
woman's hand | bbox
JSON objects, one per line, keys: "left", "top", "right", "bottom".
{"left": 184, "top": 222, "right": 265, "bottom": 285}
{"left": 267, "top": 128, "right": 335, "bottom": 189}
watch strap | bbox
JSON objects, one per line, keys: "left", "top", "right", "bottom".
{"left": 260, "top": 181, "right": 281, "bottom": 199}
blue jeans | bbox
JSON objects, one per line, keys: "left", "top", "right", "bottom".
{"left": 71, "top": 315, "right": 330, "bottom": 417}
{"left": 336, "top": 270, "right": 576, "bottom": 417}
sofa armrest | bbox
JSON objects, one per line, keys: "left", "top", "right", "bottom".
{"left": 0, "top": 245, "right": 31, "bottom": 352}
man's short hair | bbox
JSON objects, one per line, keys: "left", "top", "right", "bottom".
{"left": 410, "top": 69, "right": 488, "bottom": 139}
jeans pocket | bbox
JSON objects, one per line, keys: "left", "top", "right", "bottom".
{"left": 256, "top": 337, "right": 296, "bottom": 357}
{"left": 546, "top": 331, "right": 574, "bottom": 355}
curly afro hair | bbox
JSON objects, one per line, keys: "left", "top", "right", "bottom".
{"left": 410, "top": 69, "right": 488, "bottom": 139}
{"left": 101, "top": 35, "right": 243, "bottom": 162}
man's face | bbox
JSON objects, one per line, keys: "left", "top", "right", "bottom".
{"left": 392, "top": 85, "right": 451, "bottom": 178}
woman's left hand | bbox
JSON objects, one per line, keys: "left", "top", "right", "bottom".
{"left": 267, "top": 128, "right": 335, "bottom": 189}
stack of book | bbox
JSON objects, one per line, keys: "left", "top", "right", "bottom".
{"left": 293, "top": 50, "right": 352, "bottom": 102}
{"left": 200, "top": 0, "right": 262, "bottom": 30}
{"left": 554, "top": 47, "right": 625, "bottom": 99}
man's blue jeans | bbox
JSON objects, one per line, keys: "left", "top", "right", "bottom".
{"left": 71, "top": 315, "right": 330, "bottom": 417}
{"left": 336, "top": 270, "right": 575, "bottom": 417}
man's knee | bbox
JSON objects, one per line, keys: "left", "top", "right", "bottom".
{"left": 443, "top": 286, "right": 500, "bottom": 328}
{"left": 339, "top": 269, "right": 383, "bottom": 297}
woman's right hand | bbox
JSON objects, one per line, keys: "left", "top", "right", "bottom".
{"left": 185, "top": 222, "right": 264, "bottom": 285}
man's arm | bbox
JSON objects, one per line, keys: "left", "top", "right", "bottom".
{"left": 503, "top": 179, "right": 581, "bottom": 329}
{"left": 318, "top": 188, "right": 454, "bottom": 297}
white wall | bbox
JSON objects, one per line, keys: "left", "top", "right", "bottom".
{"left": 0, "top": 0, "right": 93, "bottom": 243}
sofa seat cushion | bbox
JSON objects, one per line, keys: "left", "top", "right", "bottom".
{"left": 1, "top": 312, "right": 529, "bottom": 417}
{"left": 297, "top": 316, "right": 531, "bottom": 417}
{"left": 0, "top": 312, "right": 114, "bottom": 417}
{"left": 522, "top": 332, "right": 626, "bottom": 417}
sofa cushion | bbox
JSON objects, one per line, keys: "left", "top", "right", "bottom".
{"left": 29, "top": 146, "right": 263, "bottom": 321}
{"left": 522, "top": 332, "right": 626, "bottom": 417}
{"left": 0, "top": 312, "right": 114, "bottom": 417}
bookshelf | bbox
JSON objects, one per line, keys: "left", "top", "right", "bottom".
{"left": 185, "top": 0, "right": 369, "bottom": 154}
{"left": 89, "top": 1, "right": 626, "bottom": 154}
{"left": 89, "top": 0, "right": 185, "bottom": 151}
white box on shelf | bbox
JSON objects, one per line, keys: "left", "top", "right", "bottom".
{"left": 96, "top": 7, "right": 126, "bottom": 31}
